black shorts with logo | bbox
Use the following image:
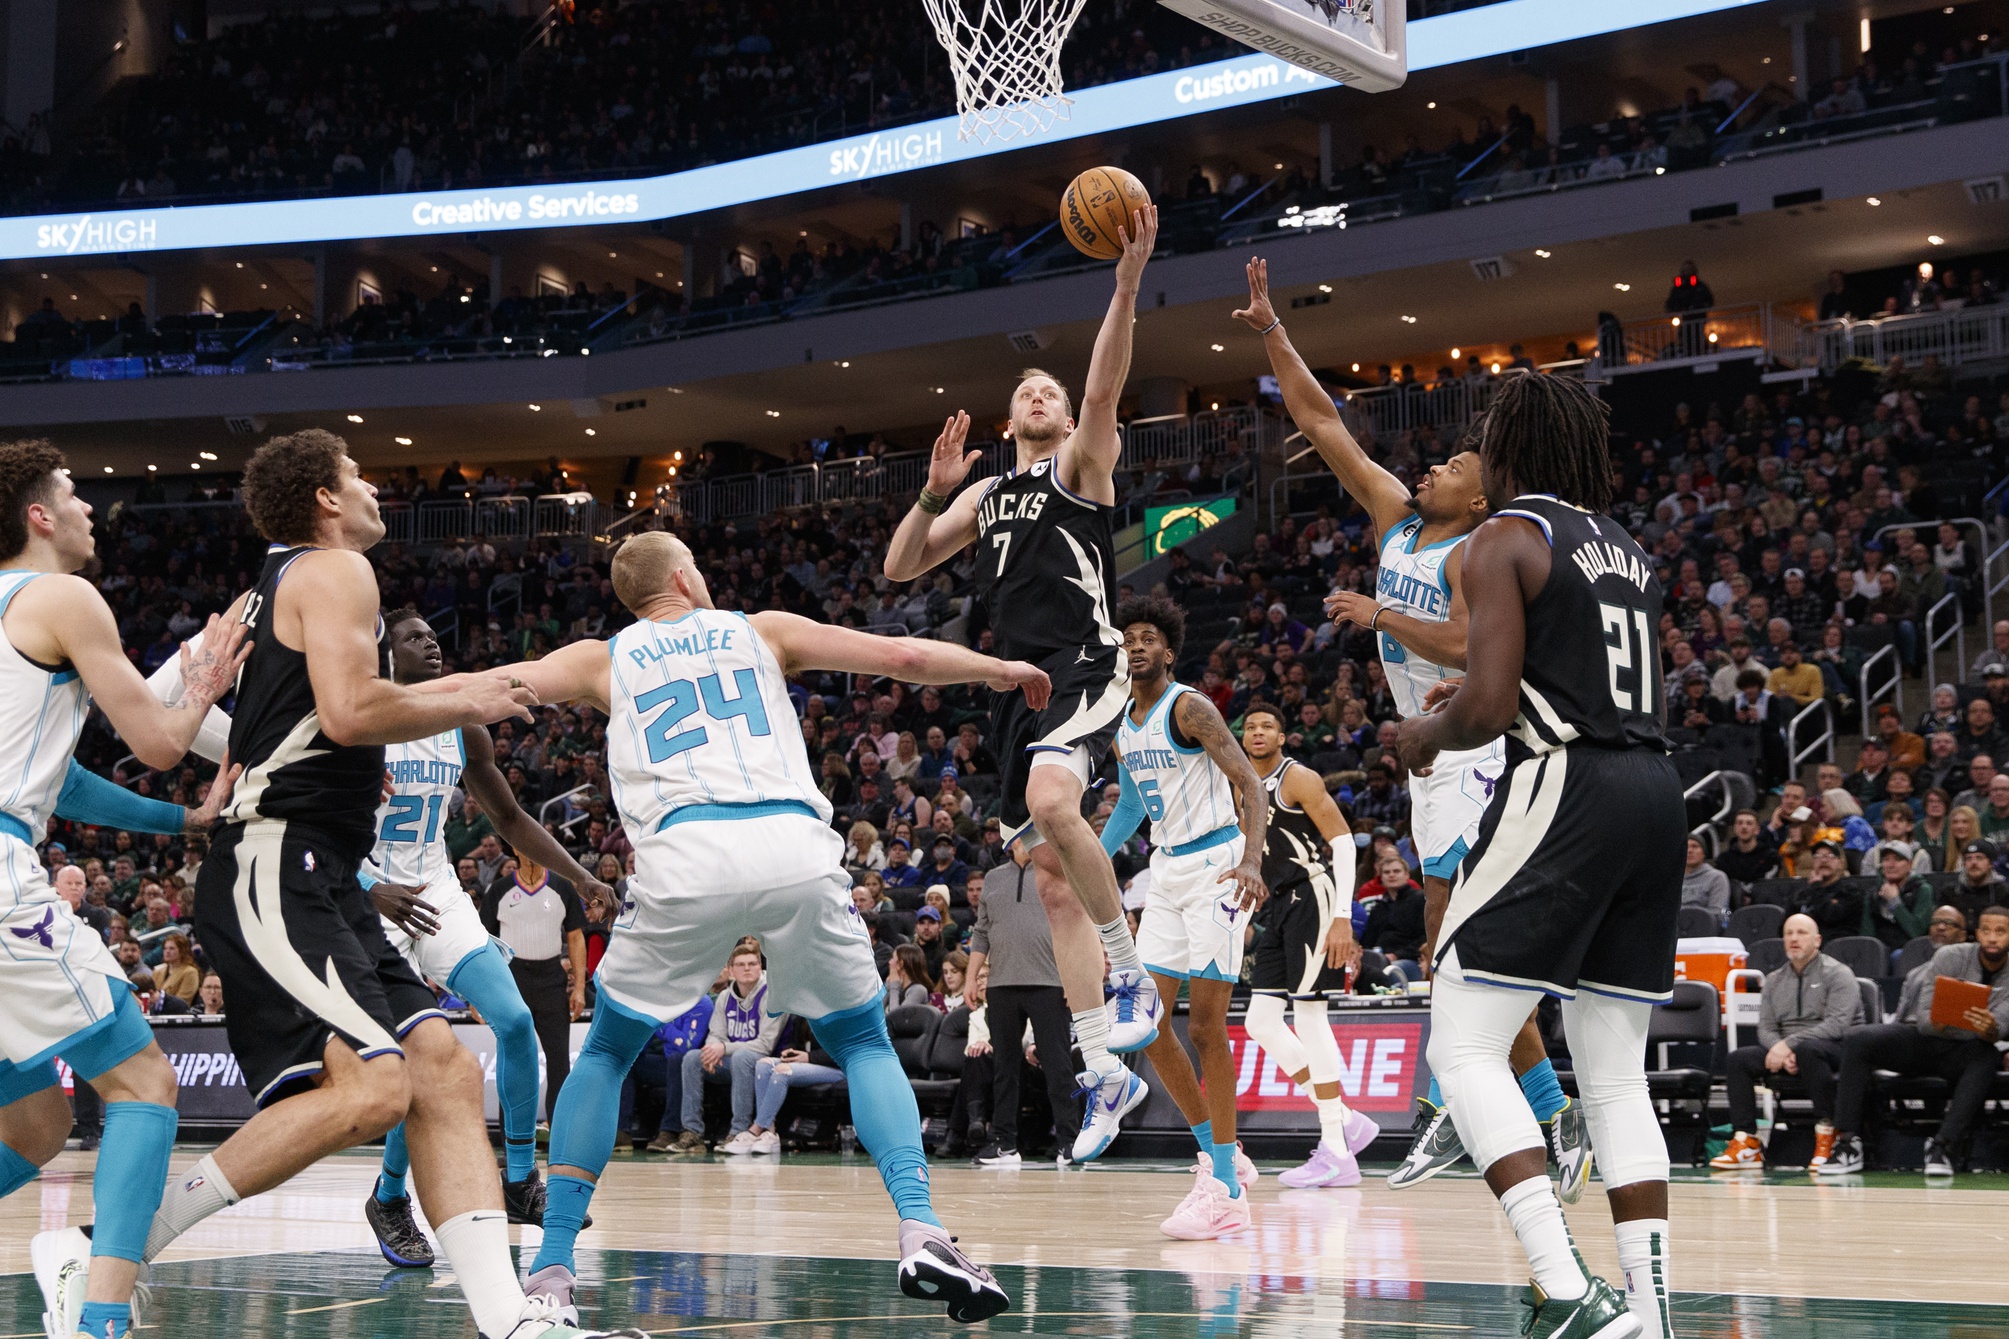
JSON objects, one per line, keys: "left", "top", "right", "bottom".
{"left": 993, "top": 642, "right": 1130, "bottom": 843}
{"left": 194, "top": 819, "right": 444, "bottom": 1107}
{"left": 1437, "top": 746, "right": 1684, "bottom": 1002}
{"left": 1251, "top": 872, "right": 1349, "bottom": 998}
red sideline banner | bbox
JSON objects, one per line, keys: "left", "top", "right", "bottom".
{"left": 1129, "top": 1006, "right": 1432, "bottom": 1134}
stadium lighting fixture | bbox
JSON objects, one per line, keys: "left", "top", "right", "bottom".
{"left": 1861, "top": 18, "right": 1871, "bottom": 51}
{"left": 1708, "top": 332, "right": 1719, "bottom": 344}
{"left": 1318, "top": 284, "right": 1332, "bottom": 293}
{"left": 1210, "top": 343, "right": 1225, "bottom": 351}
{"left": 1867, "top": 197, "right": 1882, "bottom": 206}
{"left": 1351, "top": 363, "right": 1360, "bottom": 371}
{"left": 235, "top": 262, "right": 243, "bottom": 268}
{"left": 1427, "top": 101, "right": 1436, "bottom": 109}
{"left": 673, "top": 451, "right": 684, "bottom": 462}
{"left": 103, "top": 466, "right": 114, "bottom": 474}
{"left": 767, "top": 409, "right": 782, "bottom": 417}
{"left": 199, "top": 451, "right": 218, "bottom": 461}
{"left": 1450, "top": 347, "right": 1461, "bottom": 359}
{"left": 147, "top": 465, "right": 157, "bottom": 472}
{"left": 1614, "top": 282, "right": 1631, "bottom": 291}
{"left": 839, "top": 360, "right": 852, "bottom": 368}
{"left": 1491, "top": 361, "right": 1502, "bottom": 374}
{"left": 585, "top": 428, "right": 597, "bottom": 435}
{"left": 1534, "top": 249, "right": 1552, "bottom": 258}
{"left": 932, "top": 387, "right": 946, "bottom": 394}
{"left": 1928, "top": 235, "right": 1945, "bottom": 245}
{"left": 394, "top": 436, "right": 413, "bottom": 446}
{"left": 668, "top": 466, "right": 678, "bottom": 477}
{"left": 608, "top": 251, "right": 617, "bottom": 258}
{"left": 347, "top": 414, "right": 364, "bottom": 423}
{"left": 1400, "top": 315, "right": 1417, "bottom": 324}
{"left": 528, "top": 404, "right": 542, "bottom": 411}
{"left": 190, "top": 462, "right": 201, "bottom": 470}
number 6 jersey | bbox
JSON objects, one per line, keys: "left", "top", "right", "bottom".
{"left": 1491, "top": 494, "right": 1671, "bottom": 760}
{"left": 606, "top": 610, "right": 832, "bottom": 833}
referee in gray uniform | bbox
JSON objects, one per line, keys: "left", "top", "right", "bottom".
{"left": 481, "top": 855, "right": 587, "bottom": 1122}
{"left": 966, "top": 847, "right": 1080, "bottom": 1164}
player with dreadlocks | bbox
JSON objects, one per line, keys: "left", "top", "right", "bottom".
{"left": 1397, "top": 370, "right": 1681, "bottom": 1339}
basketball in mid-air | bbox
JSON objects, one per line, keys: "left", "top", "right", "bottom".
{"left": 1060, "top": 166, "right": 1151, "bottom": 260}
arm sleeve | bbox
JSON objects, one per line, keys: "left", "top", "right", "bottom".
{"left": 1100, "top": 763, "right": 1147, "bottom": 857}
{"left": 54, "top": 761, "right": 186, "bottom": 834}
{"left": 143, "top": 633, "right": 233, "bottom": 764}
{"left": 356, "top": 869, "right": 380, "bottom": 892}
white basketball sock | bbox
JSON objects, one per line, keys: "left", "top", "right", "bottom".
{"left": 1615, "top": 1217, "right": 1673, "bottom": 1339}
{"left": 1499, "top": 1175, "right": 1588, "bottom": 1303}
{"left": 144, "top": 1153, "right": 239, "bottom": 1262}
{"left": 1094, "top": 916, "right": 1142, "bottom": 974}
{"left": 435, "top": 1209, "right": 530, "bottom": 1339}
{"left": 1072, "top": 1006, "right": 1113, "bottom": 1070}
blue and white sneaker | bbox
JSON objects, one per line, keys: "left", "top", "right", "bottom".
{"left": 1071, "top": 1057, "right": 1149, "bottom": 1162}
{"left": 1106, "top": 968, "right": 1162, "bottom": 1053}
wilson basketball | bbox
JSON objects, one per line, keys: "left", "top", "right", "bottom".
{"left": 1060, "top": 166, "right": 1151, "bottom": 260}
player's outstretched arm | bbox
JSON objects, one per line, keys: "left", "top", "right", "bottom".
{"left": 1325, "top": 544, "right": 1471, "bottom": 670}
{"left": 1066, "top": 204, "right": 1158, "bottom": 492}
{"left": 885, "top": 412, "right": 984, "bottom": 582}
{"left": 20, "top": 577, "right": 249, "bottom": 770}
{"left": 1233, "top": 256, "right": 1411, "bottom": 537}
{"left": 1173, "top": 690, "right": 1269, "bottom": 909}
{"left": 503, "top": 638, "right": 613, "bottom": 714}
{"left": 459, "top": 723, "right": 618, "bottom": 912}
{"left": 292, "top": 550, "right": 536, "bottom": 744}
{"left": 750, "top": 610, "right": 1049, "bottom": 706}
{"left": 1397, "top": 516, "right": 1547, "bottom": 771}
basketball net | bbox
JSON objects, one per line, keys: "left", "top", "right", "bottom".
{"left": 922, "top": 0, "right": 1090, "bottom": 143}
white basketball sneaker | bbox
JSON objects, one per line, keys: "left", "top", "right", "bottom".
{"left": 31, "top": 1226, "right": 90, "bottom": 1339}
{"left": 1072, "top": 1057, "right": 1149, "bottom": 1162}
{"left": 1105, "top": 967, "right": 1163, "bottom": 1053}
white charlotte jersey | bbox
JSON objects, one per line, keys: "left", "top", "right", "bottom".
{"left": 607, "top": 611, "right": 831, "bottom": 835}
{"left": 0, "top": 572, "right": 90, "bottom": 884}
{"left": 1115, "top": 683, "right": 1235, "bottom": 850}
{"left": 1375, "top": 515, "right": 1468, "bottom": 719}
{"left": 363, "top": 728, "right": 465, "bottom": 888}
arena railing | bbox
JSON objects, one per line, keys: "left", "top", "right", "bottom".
{"left": 1858, "top": 644, "right": 1901, "bottom": 737}
{"left": 1683, "top": 769, "right": 1755, "bottom": 857}
{"left": 1785, "top": 697, "right": 1835, "bottom": 775}
{"left": 1804, "top": 302, "right": 2009, "bottom": 375}
{"left": 1874, "top": 518, "right": 1994, "bottom": 634}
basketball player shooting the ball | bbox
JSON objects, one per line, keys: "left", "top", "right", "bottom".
{"left": 885, "top": 201, "right": 1162, "bottom": 1162}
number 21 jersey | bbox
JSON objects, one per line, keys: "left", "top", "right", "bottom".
{"left": 1492, "top": 494, "right": 1671, "bottom": 761}
{"left": 605, "top": 610, "right": 831, "bottom": 834}
{"left": 363, "top": 730, "right": 463, "bottom": 888}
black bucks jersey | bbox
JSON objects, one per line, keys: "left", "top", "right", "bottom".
{"left": 1490, "top": 495, "right": 1671, "bottom": 763}
{"left": 220, "top": 545, "right": 387, "bottom": 857}
{"left": 1258, "top": 759, "right": 1340, "bottom": 896}
{"left": 973, "top": 456, "right": 1120, "bottom": 662}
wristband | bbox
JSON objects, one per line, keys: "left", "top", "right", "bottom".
{"left": 1369, "top": 607, "right": 1385, "bottom": 632}
{"left": 917, "top": 487, "right": 948, "bottom": 515}
{"left": 1259, "top": 316, "right": 1282, "bottom": 336}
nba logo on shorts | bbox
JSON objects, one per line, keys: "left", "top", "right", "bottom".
{"left": 303, "top": 852, "right": 316, "bottom": 872}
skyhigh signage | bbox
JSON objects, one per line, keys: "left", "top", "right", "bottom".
{"left": 0, "top": 0, "right": 1762, "bottom": 262}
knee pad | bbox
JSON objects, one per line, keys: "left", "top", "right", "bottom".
{"left": 1291, "top": 996, "right": 1344, "bottom": 1084}
{"left": 1243, "top": 993, "right": 1307, "bottom": 1077}
{"left": 1562, "top": 994, "right": 1669, "bottom": 1189}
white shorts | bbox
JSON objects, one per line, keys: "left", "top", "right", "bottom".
{"left": 1410, "top": 739, "right": 1506, "bottom": 882}
{"left": 0, "top": 845, "right": 130, "bottom": 1069}
{"left": 1136, "top": 833, "right": 1248, "bottom": 983}
{"left": 380, "top": 869, "right": 496, "bottom": 987}
{"left": 596, "top": 810, "right": 883, "bottom": 1025}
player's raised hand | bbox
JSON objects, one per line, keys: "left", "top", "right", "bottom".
{"left": 1217, "top": 857, "right": 1268, "bottom": 912}
{"left": 1232, "top": 256, "right": 1278, "bottom": 333}
{"left": 1325, "top": 589, "right": 1382, "bottom": 630}
{"left": 185, "top": 751, "right": 242, "bottom": 834}
{"left": 1114, "top": 203, "right": 1159, "bottom": 287}
{"left": 925, "top": 410, "right": 981, "bottom": 495}
{"left": 180, "top": 614, "right": 252, "bottom": 708}
{"left": 988, "top": 660, "right": 1052, "bottom": 710}
{"left": 371, "top": 882, "right": 441, "bottom": 938}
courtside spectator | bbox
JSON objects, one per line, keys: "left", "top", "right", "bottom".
{"left": 670, "top": 945, "right": 783, "bottom": 1153}
{"left": 884, "top": 943, "right": 935, "bottom": 1012}
{"left": 1822, "top": 906, "right": 2009, "bottom": 1177}
{"left": 1715, "top": 809, "right": 1780, "bottom": 884}
{"left": 1926, "top": 906, "right": 1969, "bottom": 948}
{"left": 967, "top": 851, "right": 1080, "bottom": 1165}
{"left": 1862, "top": 842, "right": 1932, "bottom": 954}
{"left": 1802, "top": 840, "right": 1856, "bottom": 937}
{"left": 1941, "top": 841, "right": 2009, "bottom": 932}
{"left": 1711, "top": 913, "right": 1862, "bottom": 1170}
{"left": 738, "top": 1034, "right": 845, "bottom": 1157}
{"left": 1682, "top": 836, "right": 1732, "bottom": 925}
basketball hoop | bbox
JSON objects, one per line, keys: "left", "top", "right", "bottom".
{"left": 1154, "top": 0, "right": 1406, "bottom": 92}
{"left": 922, "top": 0, "right": 1091, "bottom": 143}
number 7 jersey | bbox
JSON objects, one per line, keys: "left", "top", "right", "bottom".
{"left": 1492, "top": 494, "right": 1671, "bottom": 760}
{"left": 606, "top": 610, "right": 832, "bottom": 834}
